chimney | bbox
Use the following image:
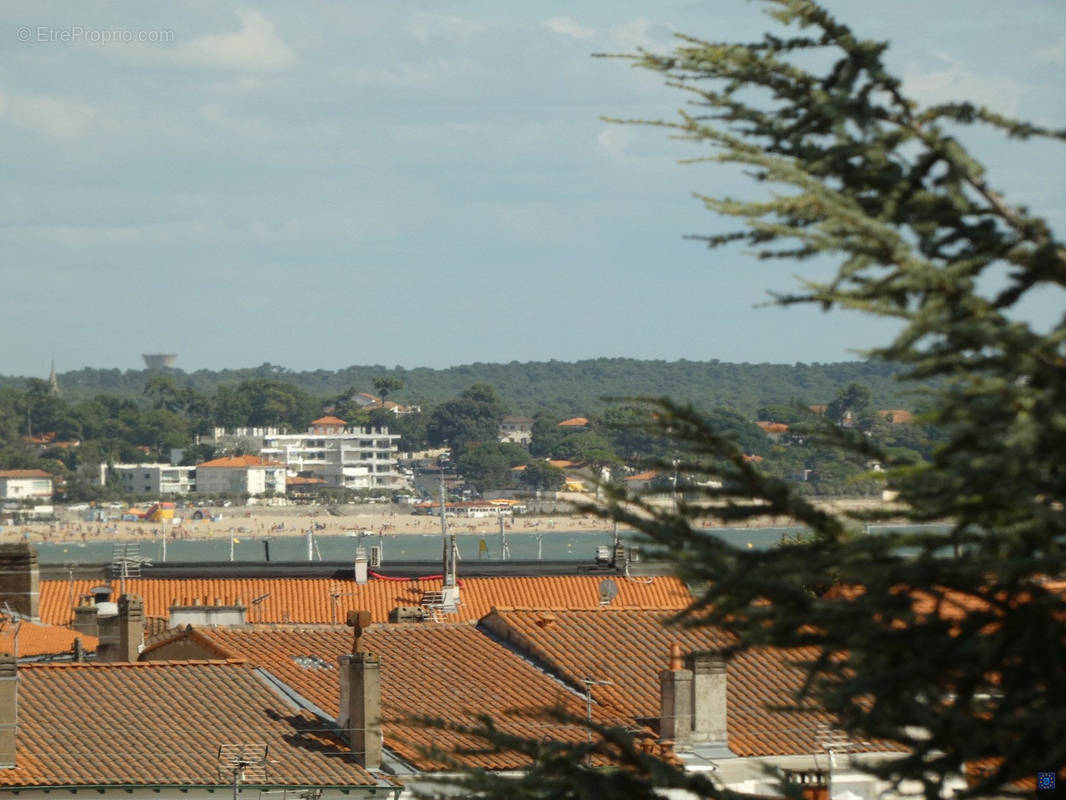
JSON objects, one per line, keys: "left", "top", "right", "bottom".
{"left": 94, "top": 599, "right": 120, "bottom": 662}
{"left": 354, "top": 547, "right": 368, "bottom": 585}
{"left": 688, "top": 653, "right": 728, "bottom": 743}
{"left": 338, "top": 653, "right": 382, "bottom": 769}
{"left": 0, "top": 543, "right": 39, "bottom": 621}
{"left": 659, "top": 643, "right": 693, "bottom": 746}
{"left": 337, "top": 610, "right": 382, "bottom": 770}
{"left": 0, "top": 654, "right": 15, "bottom": 768}
{"left": 73, "top": 599, "right": 100, "bottom": 638}
{"left": 118, "top": 595, "right": 145, "bottom": 662}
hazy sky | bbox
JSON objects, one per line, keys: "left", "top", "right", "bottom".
{"left": 2, "top": 1, "right": 1064, "bottom": 376}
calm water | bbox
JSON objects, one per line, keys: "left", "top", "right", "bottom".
{"left": 30, "top": 526, "right": 826, "bottom": 564}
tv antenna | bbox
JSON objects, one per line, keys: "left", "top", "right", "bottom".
{"left": 0, "top": 604, "right": 22, "bottom": 660}
{"left": 581, "top": 677, "right": 613, "bottom": 764}
{"left": 250, "top": 593, "right": 271, "bottom": 624}
{"left": 499, "top": 514, "right": 510, "bottom": 560}
{"left": 110, "top": 543, "right": 152, "bottom": 594}
{"left": 217, "top": 743, "right": 269, "bottom": 800}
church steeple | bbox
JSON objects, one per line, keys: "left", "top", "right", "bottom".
{"left": 47, "top": 360, "right": 60, "bottom": 396}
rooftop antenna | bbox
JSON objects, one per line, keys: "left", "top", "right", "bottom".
{"left": 499, "top": 514, "right": 510, "bottom": 560}
{"left": 437, "top": 464, "right": 459, "bottom": 612}
{"left": 217, "top": 743, "right": 269, "bottom": 800}
{"left": 250, "top": 593, "right": 270, "bottom": 624}
{"left": 581, "top": 677, "right": 613, "bottom": 765}
{"left": 110, "top": 543, "right": 151, "bottom": 595}
{"left": 0, "top": 604, "right": 22, "bottom": 660}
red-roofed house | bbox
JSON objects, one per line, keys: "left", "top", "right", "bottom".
{"left": 481, "top": 607, "right": 909, "bottom": 796}
{"left": 311, "top": 415, "right": 349, "bottom": 434}
{"left": 558, "top": 416, "right": 589, "bottom": 428}
{"left": 195, "top": 455, "right": 286, "bottom": 496}
{"left": 877, "top": 409, "right": 914, "bottom": 424}
{"left": 0, "top": 657, "right": 392, "bottom": 794}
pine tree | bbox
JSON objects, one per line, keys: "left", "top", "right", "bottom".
{"left": 425, "top": 2, "right": 1066, "bottom": 798}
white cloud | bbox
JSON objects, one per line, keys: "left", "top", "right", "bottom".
{"left": 1034, "top": 34, "right": 1066, "bottom": 65}
{"left": 4, "top": 95, "right": 98, "bottom": 140}
{"left": 176, "top": 9, "right": 295, "bottom": 72}
{"left": 542, "top": 17, "right": 595, "bottom": 41}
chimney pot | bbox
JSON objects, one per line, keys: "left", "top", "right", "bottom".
{"left": 668, "top": 642, "right": 683, "bottom": 671}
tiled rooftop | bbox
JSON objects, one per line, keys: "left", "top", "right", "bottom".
{"left": 196, "top": 455, "right": 282, "bottom": 468}
{"left": 480, "top": 607, "right": 892, "bottom": 758}
{"left": 142, "top": 624, "right": 609, "bottom": 771}
{"left": 41, "top": 575, "right": 692, "bottom": 627}
{"left": 0, "top": 620, "right": 97, "bottom": 658}
{"left": 0, "top": 660, "right": 382, "bottom": 789}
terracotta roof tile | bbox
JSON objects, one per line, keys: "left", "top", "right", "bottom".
{"left": 311, "top": 416, "right": 348, "bottom": 427}
{"left": 481, "top": 608, "right": 895, "bottom": 758}
{"left": 0, "top": 469, "right": 53, "bottom": 479}
{"left": 143, "top": 625, "right": 606, "bottom": 771}
{"left": 625, "top": 471, "right": 657, "bottom": 481}
{"left": 0, "top": 621, "right": 97, "bottom": 658}
{"left": 557, "top": 417, "right": 588, "bottom": 427}
{"left": 755, "top": 421, "right": 789, "bottom": 433}
{"left": 41, "top": 575, "right": 692, "bottom": 627}
{"left": 196, "top": 455, "right": 282, "bottom": 469}
{"left": 0, "top": 660, "right": 381, "bottom": 788}
{"left": 877, "top": 409, "right": 914, "bottom": 424}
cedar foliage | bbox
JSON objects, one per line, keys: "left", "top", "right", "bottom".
{"left": 428, "top": 2, "right": 1066, "bottom": 798}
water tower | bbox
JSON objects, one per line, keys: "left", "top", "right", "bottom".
{"left": 142, "top": 353, "right": 177, "bottom": 370}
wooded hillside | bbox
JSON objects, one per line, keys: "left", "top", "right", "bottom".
{"left": 0, "top": 358, "right": 917, "bottom": 415}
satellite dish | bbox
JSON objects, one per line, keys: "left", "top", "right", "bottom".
{"left": 598, "top": 578, "right": 619, "bottom": 606}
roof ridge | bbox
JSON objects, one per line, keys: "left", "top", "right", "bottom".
{"left": 19, "top": 657, "right": 249, "bottom": 669}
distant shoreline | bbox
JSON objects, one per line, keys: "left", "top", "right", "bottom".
{"left": 0, "top": 497, "right": 908, "bottom": 545}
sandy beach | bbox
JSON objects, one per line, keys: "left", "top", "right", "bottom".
{"left": 0, "top": 497, "right": 902, "bottom": 546}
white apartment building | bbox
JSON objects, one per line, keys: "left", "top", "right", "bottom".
{"left": 195, "top": 455, "right": 286, "bottom": 496}
{"left": 0, "top": 470, "right": 54, "bottom": 501}
{"left": 110, "top": 463, "right": 196, "bottom": 495}
{"left": 259, "top": 417, "right": 403, "bottom": 491}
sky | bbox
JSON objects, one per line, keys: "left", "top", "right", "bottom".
{"left": 2, "top": 0, "right": 1064, "bottom": 376}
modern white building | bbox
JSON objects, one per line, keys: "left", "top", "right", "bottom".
{"left": 260, "top": 417, "right": 403, "bottom": 491}
{"left": 110, "top": 464, "right": 196, "bottom": 495}
{"left": 194, "top": 455, "right": 286, "bottom": 496}
{"left": 0, "top": 470, "right": 54, "bottom": 501}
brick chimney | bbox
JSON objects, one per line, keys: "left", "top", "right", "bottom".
{"left": 96, "top": 594, "right": 143, "bottom": 662}
{"left": 659, "top": 643, "right": 693, "bottom": 746}
{"left": 337, "top": 610, "right": 382, "bottom": 770}
{"left": 659, "top": 645, "right": 728, "bottom": 749}
{"left": 0, "top": 543, "right": 39, "bottom": 621}
{"left": 0, "top": 654, "right": 15, "bottom": 768}
{"left": 118, "top": 595, "right": 144, "bottom": 662}
{"left": 689, "top": 653, "right": 728, "bottom": 743}
{"left": 73, "top": 599, "right": 100, "bottom": 638}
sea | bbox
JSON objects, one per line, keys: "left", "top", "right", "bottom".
{"left": 26, "top": 524, "right": 947, "bottom": 565}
